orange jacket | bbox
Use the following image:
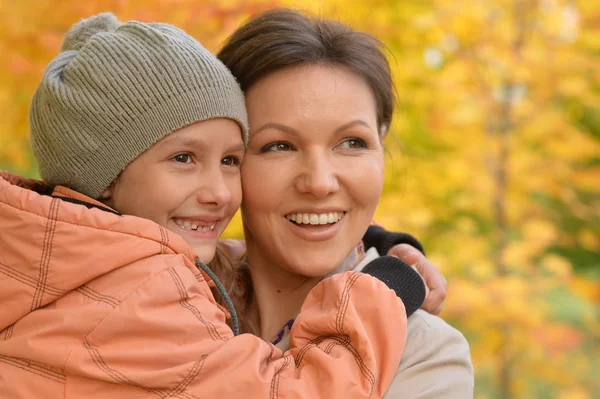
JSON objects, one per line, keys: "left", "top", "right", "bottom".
{"left": 0, "top": 171, "right": 408, "bottom": 398}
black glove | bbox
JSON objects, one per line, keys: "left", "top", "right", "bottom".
{"left": 362, "top": 256, "right": 426, "bottom": 317}
{"left": 362, "top": 225, "right": 425, "bottom": 257}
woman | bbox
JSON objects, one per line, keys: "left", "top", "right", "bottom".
{"left": 217, "top": 9, "right": 474, "bottom": 398}
{"left": 0, "top": 13, "right": 422, "bottom": 398}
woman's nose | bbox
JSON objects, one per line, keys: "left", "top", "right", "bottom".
{"left": 294, "top": 152, "right": 340, "bottom": 198}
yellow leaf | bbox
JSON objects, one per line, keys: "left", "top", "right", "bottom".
{"left": 541, "top": 255, "right": 572, "bottom": 279}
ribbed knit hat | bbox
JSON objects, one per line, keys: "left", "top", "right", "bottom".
{"left": 30, "top": 12, "right": 248, "bottom": 199}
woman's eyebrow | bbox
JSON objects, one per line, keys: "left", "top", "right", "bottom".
{"left": 334, "top": 120, "right": 373, "bottom": 134}
{"left": 251, "top": 123, "right": 299, "bottom": 137}
{"left": 251, "top": 120, "right": 373, "bottom": 138}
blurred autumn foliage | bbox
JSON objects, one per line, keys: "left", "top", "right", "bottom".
{"left": 1, "top": 0, "right": 598, "bottom": 398}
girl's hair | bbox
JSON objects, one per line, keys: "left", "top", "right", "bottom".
{"left": 217, "top": 8, "right": 396, "bottom": 133}
{"left": 215, "top": 8, "right": 396, "bottom": 335}
{"left": 208, "top": 242, "right": 253, "bottom": 332}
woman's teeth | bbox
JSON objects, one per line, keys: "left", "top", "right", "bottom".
{"left": 174, "top": 219, "right": 215, "bottom": 232}
{"left": 285, "top": 212, "right": 345, "bottom": 225}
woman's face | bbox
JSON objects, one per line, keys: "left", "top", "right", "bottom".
{"left": 104, "top": 118, "right": 244, "bottom": 263}
{"left": 242, "top": 65, "right": 384, "bottom": 278}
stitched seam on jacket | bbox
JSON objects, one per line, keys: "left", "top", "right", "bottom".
{"left": 166, "top": 267, "right": 227, "bottom": 342}
{"left": 158, "top": 226, "right": 167, "bottom": 254}
{"left": 336, "top": 273, "right": 376, "bottom": 387}
{"left": 42, "top": 198, "right": 60, "bottom": 305}
{"left": 336, "top": 272, "right": 360, "bottom": 334}
{"left": 1, "top": 260, "right": 120, "bottom": 310}
{"left": 3, "top": 324, "right": 14, "bottom": 340}
{"left": 31, "top": 198, "right": 59, "bottom": 311}
{"left": 265, "top": 344, "right": 275, "bottom": 366}
{"left": 294, "top": 336, "right": 327, "bottom": 365}
{"left": 324, "top": 341, "right": 341, "bottom": 354}
{"left": 0, "top": 355, "right": 66, "bottom": 383}
{"left": 0, "top": 261, "right": 66, "bottom": 296}
{"left": 75, "top": 285, "right": 120, "bottom": 308}
{"left": 0, "top": 201, "right": 186, "bottom": 257}
{"left": 163, "top": 356, "right": 206, "bottom": 399}
{"left": 83, "top": 339, "right": 168, "bottom": 397}
{"left": 55, "top": 263, "right": 216, "bottom": 396}
{"left": 30, "top": 197, "right": 53, "bottom": 310}
{"left": 293, "top": 274, "right": 375, "bottom": 388}
{"left": 270, "top": 355, "right": 291, "bottom": 399}
{"left": 83, "top": 339, "right": 201, "bottom": 399}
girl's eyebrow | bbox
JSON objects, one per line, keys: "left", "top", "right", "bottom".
{"left": 160, "top": 136, "right": 245, "bottom": 154}
{"left": 160, "top": 136, "right": 208, "bottom": 149}
{"left": 227, "top": 143, "right": 246, "bottom": 152}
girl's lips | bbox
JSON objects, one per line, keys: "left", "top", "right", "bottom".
{"left": 285, "top": 215, "right": 344, "bottom": 242}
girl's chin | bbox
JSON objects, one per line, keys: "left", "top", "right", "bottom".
{"left": 194, "top": 252, "right": 216, "bottom": 265}
{"left": 185, "top": 241, "right": 217, "bottom": 264}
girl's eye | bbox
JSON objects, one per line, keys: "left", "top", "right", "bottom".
{"left": 222, "top": 156, "right": 241, "bottom": 167}
{"left": 172, "top": 153, "right": 193, "bottom": 164}
{"left": 260, "top": 142, "right": 293, "bottom": 153}
{"left": 338, "top": 138, "right": 367, "bottom": 150}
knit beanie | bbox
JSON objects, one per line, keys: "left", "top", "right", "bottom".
{"left": 30, "top": 12, "right": 248, "bottom": 199}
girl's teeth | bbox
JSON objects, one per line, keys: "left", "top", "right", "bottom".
{"left": 174, "top": 219, "right": 216, "bottom": 231}
{"left": 286, "top": 212, "right": 345, "bottom": 225}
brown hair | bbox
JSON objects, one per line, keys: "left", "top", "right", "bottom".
{"left": 208, "top": 242, "right": 253, "bottom": 333}
{"left": 215, "top": 8, "right": 396, "bottom": 334}
{"left": 217, "top": 8, "right": 396, "bottom": 133}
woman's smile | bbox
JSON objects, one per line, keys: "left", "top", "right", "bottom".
{"left": 283, "top": 211, "right": 347, "bottom": 241}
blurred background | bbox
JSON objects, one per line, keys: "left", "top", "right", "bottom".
{"left": 1, "top": 0, "right": 598, "bottom": 397}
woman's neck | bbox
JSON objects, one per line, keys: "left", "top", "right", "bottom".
{"left": 245, "top": 244, "right": 321, "bottom": 342}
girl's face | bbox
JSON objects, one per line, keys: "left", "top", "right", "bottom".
{"left": 242, "top": 65, "right": 384, "bottom": 278}
{"left": 103, "top": 118, "right": 244, "bottom": 263}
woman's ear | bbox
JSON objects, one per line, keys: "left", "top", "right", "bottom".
{"left": 379, "top": 124, "right": 388, "bottom": 140}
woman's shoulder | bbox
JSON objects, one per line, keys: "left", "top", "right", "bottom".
{"left": 384, "top": 310, "right": 473, "bottom": 398}
{"left": 407, "top": 309, "right": 463, "bottom": 335}
{"left": 404, "top": 309, "right": 471, "bottom": 361}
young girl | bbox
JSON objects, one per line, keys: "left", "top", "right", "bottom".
{"left": 0, "top": 13, "right": 423, "bottom": 398}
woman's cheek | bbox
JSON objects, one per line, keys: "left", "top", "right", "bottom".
{"left": 346, "top": 156, "right": 384, "bottom": 203}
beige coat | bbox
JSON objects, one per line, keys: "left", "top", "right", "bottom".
{"left": 383, "top": 310, "right": 474, "bottom": 399}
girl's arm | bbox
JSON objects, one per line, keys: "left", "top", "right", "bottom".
{"left": 65, "top": 257, "right": 409, "bottom": 398}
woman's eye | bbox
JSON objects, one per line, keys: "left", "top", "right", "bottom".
{"left": 338, "top": 138, "right": 367, "bottom": 150}
{"left": 260, "top": 142, "right": 293, "bottom": 153}
{"left": 172, "top": 154, "right": 193, "bottom": 164}
{"left": 222, "top": 156, "right": 241, "bottom": 167}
